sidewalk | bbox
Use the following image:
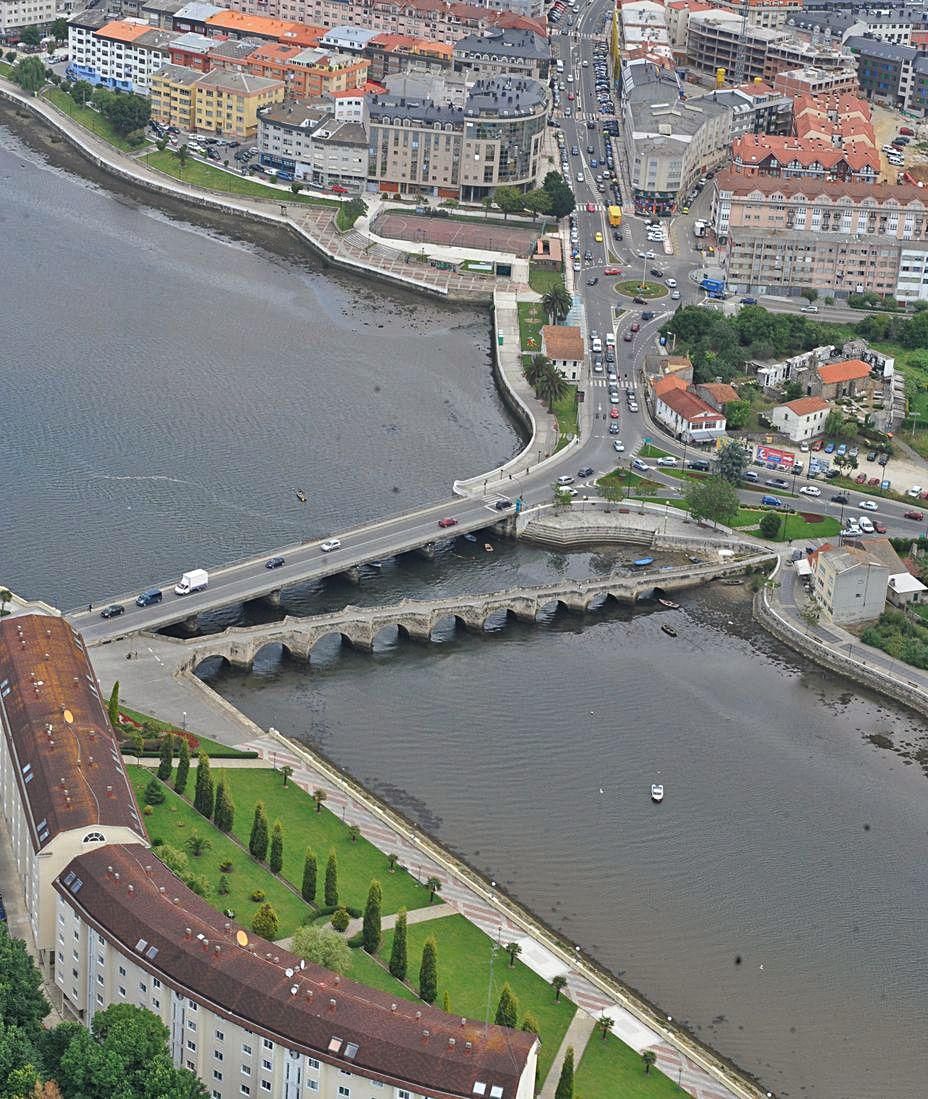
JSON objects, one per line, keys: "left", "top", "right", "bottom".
{"left": 538, "top": 1011, "right": 597, "bottom": 1099}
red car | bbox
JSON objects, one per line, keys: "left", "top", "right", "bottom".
{"left": 873, "top": 521, "right": 888, "bottom": 533}
{"left": 331, "top": 184, "right": 348, "bottom": 194}
{"left": 868, "top": 477, "right": 881, "bottom": 486}
{"left": 437, "top": 517, "right": 458, "bottom": 528}
{"left": 811, "top": 440, "right": 824, "bottom": 451}
{"left": 904, "top": 510, "right": 925, "bottom": 521}
{"left": 919, "top": 489, "right": 928, "bottom": 500}
{"left": 630, "top": 321, "right": 640, "bottom": 332}
{"left": 603, "top": 266, "right": 622, "bottom": 275}
{"left": 609, "top": 408, "right": 620, "bottom": 419}
{"left": 855, "top": 472, "right": 867, "bottom": 484}
{"left": 585, "top": 202, "right": 597, "bottom": 212}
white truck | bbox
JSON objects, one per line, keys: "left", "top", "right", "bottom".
{"left": 693, "top": 219, "right": 707, "bottom": 238}
{"left": 175, "top": 569, "right": 209, "bottom": 596}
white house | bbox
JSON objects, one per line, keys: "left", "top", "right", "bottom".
{"left": 652, "top": 376, "right": 726, "bottom": 442}
{"left": 812, "top": 544, "right": 890, "bottom": 625}
{"left": 541, "top": 325, "right": 584, "bottom": 382}
{"left": 771, "top": 395, "right": 831, "bottom": 442}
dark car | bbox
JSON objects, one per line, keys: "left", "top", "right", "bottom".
{"left": 630, "top": 321, "right": 640, "bottom": 332}
{"left": 633, "top": 295, "right": 646, "bottom": 304}
{"left": 740, "top": 296, "right": 758, "bottom": 305}
{"left": 650, "top": 267, "right": 664, "bottom": 278}
{"left": 100, "top": 604, "right": 125, "bottom": 619}
{"left": 830, "top": 494, "right": 849, "bottom": 504}
{"left": 586, "top": 276, "right": 599, "bottom": 286}
{"left": 612, "top": 230, "right": 623, "bottom": 241}
{"left": 640, "top": 310, "right": 655, "bottom": 321}
{"left": 878, "top": 453, "right": 890, "bottom": 467}
{"left": 494, "top": 498, "right": 513, "bottom": 510}
{"left": 437, "top": 517, "right": 458, "bottom": 528}
{"left": 688, "top": 459, "right": 711, "bottom": 471}
{"left": 578, "top": 466, "right": 594, "bottom": 477}
{"left": 265, "top": 556, "right": 286, "bottom": 569}
{"left": 904, "top": 510, "right": 925, "bottom": 521}
{"left": 867, "top": 450, "right": 878, "bottom": 462}
{"left": 766, "top": 478, "right": 789, "bottom": 489}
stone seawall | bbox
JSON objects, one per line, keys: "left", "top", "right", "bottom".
{"left": 753, "top": 588, "right": 928, "bottom": 721}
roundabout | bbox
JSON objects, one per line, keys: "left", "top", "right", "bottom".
{"left": 614, "top": 280, "right": 667, "bottom": 299}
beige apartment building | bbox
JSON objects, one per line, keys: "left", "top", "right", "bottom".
{"left": 712, "top": 170, "right": 928, "bottom": 299}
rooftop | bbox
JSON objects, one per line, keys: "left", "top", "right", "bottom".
{"left": 715, "top": 167, "right": 928, "bottom": 204}
{"left": 196, "top": 68, "right": 284, "bottom": 93}
{"left": 173, "top": 1, "right": 224, "bottom": 22}
{"left": 0, "top": 616, "right": 143, "bottom": 853}
{"left": 731, "top": 133, "right": 880, "bottom": 173}
{"left": 169, "top": 30, "right": 217, "bottom": 53}
{"left": 817, "top": 358, "right": 872, "bottom": 384}
{"left": 153, "top": 62, "right": 204, "bottom": 85}
{"left": 845, "top": 35, "right": 916, "bottom": 62}
{"left": 659, "top": 388, "right": 725, "bottom": 423}
{"left": 652, "top": 374, "right": 688, "bottom": 398}
{"left": 779, "top": 395, "right": 831, "bottom": 416}
{"left": 56, "top": 844, "right": 535, "bottom": 1099}
{"left": 698, "top": 381, "right": 739, "bottom": 404}
{"left": 541, "top": 324, "right": 584, "bottom": 361}
{"left": 96, "top": 18, "right": 155, "bottom": 44}
{"left": 454, "top": 27, "right": 549, "bottom": 61}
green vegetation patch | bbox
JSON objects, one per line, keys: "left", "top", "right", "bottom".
{"left": 576, "top": 1030, "right": 688, "bottom": 1099}
{"left": 379, "top": 914, "right": 576, "bottom": 1082}
{"left": 518, "top": 299, "right": 547, "bottom": 354}
{"left": 639, "top": 443, "right": 672, "bottom": 459}
{"left": 215, "top": 769, "right": 430, "bottom": 917}
{"left": 552, "top": 386, "right": 579, "bottom": 448}
{"left": 748, "top": 512, "right": 841, "bottom": 541}
{"left": 127, "top": 767, "right": 311, "bottom": 937}
{"left": 615, "top": 280, "right": 666, "bottom": 299}
{"left": 118, "top": 706, "right": 255, "bottom": 758}
{"left": 862, "top": 608, "right": 928, "bottom": 668}
{"left": 144, "top": 149, "right": 335, "bottom": 205}
{"left": 43, "top": 87, "right": 136, "bottom": 150}
{"left": 529, "top": 266, "right": 566, "bottom": 296}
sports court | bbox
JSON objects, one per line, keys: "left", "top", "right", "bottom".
{"left": 372, "top": 212, "right": 539, "bottom": 255}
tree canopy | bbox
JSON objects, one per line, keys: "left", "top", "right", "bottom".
{"left": 684, "top": 475, "right": 740, "bottom": 527}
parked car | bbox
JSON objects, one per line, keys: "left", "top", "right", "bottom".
{"left": 761, "top": 495, "right": 783, "bottom": 508}
{"left": 824, "top": 441, "right": 835, "bottom": 453}
{"left": 799, "top": 485, "right": 821, "bottom": 496}
{"left": 656, "top": 456, "right": 678, "bottom": 466}
{"left": 740, "top": 296, "right": 758, "bottom": 305}
{"left": 858, "top": 500, "right": 878, "bottom": 511}
{"left": 873, "top": 521, "right": 888, "bottom": 533}
{"left": 100, "top": 604, "right": 125, "bottom": 619}
{"left": 830, "top": 494, "right": 849, "bottom": 504}
{"left": 494, "top": 498, "right": 513, "bottom": 510}
{"left": 878, "top": 453, "right": 890, "bottom": 466}
{"left": 578, "top": 466, "right": 594, "bottom": 477}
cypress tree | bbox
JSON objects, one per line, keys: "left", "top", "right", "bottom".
{"left": 193, "top": 751, "right": 213, "bottom": 818}
{"left": 324, "top": 849, "right": 339, "bottom": 907}
{"left": 419, "top": 935, "right": 438, "bottom": 1004}
{"left": 362, "top": 879, "right": 383, "bottom": 954}
{"left": 107, "top": 681, "right": 120, "bottom": 728}
{"left": 554, "top": 1047, "right": 574, "bottom": 1099}
{"left": 269, "top": 820, "right": 284, "bottom": 875}
{"left": 389, "top": 908, "right": 407, "bottom": 981}
{"left": 495, "top": 982, "right": 519, "bottom": 1028}
{"left": 249, "top": 802, "right": 269, "bottom": 862}
{"left": 157, "top": 734, "right": 174, "bottom": 781}
{"left": 301, "top": 849, "right": 317, "bottom": 903}
{"left": 174, "top": 738, "right": 190, "bottom": 795}
{"left": 214, "top": 778, "right": 234, "bottom": 834}
{"left": 442, "top": 990, "right": 451, "bottom": 1013}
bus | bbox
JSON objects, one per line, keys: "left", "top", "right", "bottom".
{"left": 607, "top": 205, "right": 623, "bottom": 227}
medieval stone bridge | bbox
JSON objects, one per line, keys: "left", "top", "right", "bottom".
{"left": 175, "top": 551, "right": 774, "bottom": 673}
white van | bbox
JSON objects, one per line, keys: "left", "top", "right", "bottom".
{"left": 858, "top": 516, "right": 875, "bottom": 534}
{"left": 591, "top": 337, "right": 603, "bottom": 353}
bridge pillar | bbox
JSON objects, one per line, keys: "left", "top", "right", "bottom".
{"left": 398, "top": 618, "right": 431, "bottom": 642}
{"left": 412, "top": 543, "right": 435, "bottom": 561}
{"left": 175, "top": 614, "right": 199, "bottom": 634}
{"left": 226, "top": 649, "right": 254, "bottom": 671}
{"left": 261, "top": 589, "right": 282, "bottom": 607}
{"left": 340, "top": 566, "right": 362, "bottom": 585}
{"left": 559, "top": 593, "right": 589, "bottom": 613}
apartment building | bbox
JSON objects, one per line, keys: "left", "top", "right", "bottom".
{"left": 712, "top": 170, "right": 928, "bottom": 300}
{"left": 452, "top": 27, "right": 549, "bottom": 81}
{"left": 193, "top": 68, "right": 284, "bottom": 135}
{"left": 67, "top": 17, "right": 175, "bottom": 92}
{"left": 0, "top": 0, "right": 55, "bottom": 35}
{"left": 812, "top": 544, "right": 889, "bottom": 624}
{"left": 54, "top": 843, "right": 537, "bottom": 1099}
{"left": 363, "top": 33, "right": 452, "bottom": 82}
{"left": 623, "top": 64, "right": 731, "bottom": 214}
{"left": 730, "top": 134, "right": 880, "bottom": 184}
{"left": 367, "top": 75, "right": 546, "bottom": 199}
{"left": 770, "top": 395, "right": 830, "bottom": 441}
{"left": 150, "top": 61, "right": 202, "bottom": 126}
{"left": 712, "top": 0, "right": 802, "bottom": 29}
{"left": 845, "top": 36, "right": 916, "bottom": 106}
{"left": 258, "top": 98, "right": 368, "bottom": 189}
{"left": 205, "top": 7, "right": 323, "bottom": 45}
{"left": 0, "top": 615, "right": 146, "bottom": 960}
{"left": 772, "top": 66, "right": 860, "bottom": 97}
{"left": 220, "top": 0, "right": 546, "bottom": 44}
{"left": 705, "top": 82, "right": 793, "bottom": 141}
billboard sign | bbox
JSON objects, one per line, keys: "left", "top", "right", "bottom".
{"left": 755, "top": 445, "right": 795, "bottom": 470}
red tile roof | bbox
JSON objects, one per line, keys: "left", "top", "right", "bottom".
{"left": 731, "top": 133, "right": 880, "bottom": 175}
{"left": 658, "top": 389, "right": 725, "bottom": 425}
{"left": 0, "top": 616, "right": 144, "bottom": 851}
{"left": 698, "top": 382, "right": 739, "bottom": 405}
{"left": 652, "top": 374, "right": 687, "bottom": 398}
{"left": 57, "top": 844, "right": 535, "bottom": 1099}
{"left": 542, "top": 325, "right": 584, "bottom": 361}
{"left": 817, "top": 359, "right": 871, "bottom": 385}
{"left": 780, "top": 395, "right": 830, "bottom": 416}
{"left": 714, "top": 168, "right": 928, "bottom": 205}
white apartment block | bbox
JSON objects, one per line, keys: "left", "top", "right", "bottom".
{"left": 0, "top": 0, "right": 56, "bottom": 34}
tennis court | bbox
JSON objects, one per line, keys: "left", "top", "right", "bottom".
{"left": 372, "top": 212, "right": 539, "bottom": 255}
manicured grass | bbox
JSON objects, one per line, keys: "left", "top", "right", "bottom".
{"left": 127, "top": 767, "right": 312, "bottom": 937}
{"left": 598, "top": 470, "right": 664, "bottom": 495}
{"left": 552, "top": 386, "right": 579, "bottom": 447}
{"left": 379, "top": 915, "right": 576, "bottom": 1083}
{"left": 640, "top": 443, "right": 672, "bottom": 459}
{"left": 529, "top": 266, "right": 567, "bottom": 296}
{"left": 144, "top": 149, "right": 335, "bottom": 205}
{"left": 0, "top": 60, "right": 13, "bottom": 77}
{"left": 347, "top": 947, "right": 418, "bottom": 1001}
{"left": 615, "top": 280, "right": 666, "bottom": 299}
{"left": 576, "top": 1030, "right": 687, "bottom": 1099}
{"left": 43, "top": 87, "right": 136, "bottom": 150}
{"left": 747, "top": 513, "right": 841, "bottom": 541}
{"left": 518, "top": 299, "right": 546, "bottom": 354}
{"left": 119, "top": 705, "right": 255, "bottom": 758}
{"left": 212, "top": 769, "right": 431, "bottom": 917}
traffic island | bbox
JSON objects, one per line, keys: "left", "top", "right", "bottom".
{"left": 614, "top": 280, "right": 667, "bottom": 299}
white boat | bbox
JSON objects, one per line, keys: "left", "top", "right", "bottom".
{"left": 650, "top": 783, "right": 664, "bottom": 803}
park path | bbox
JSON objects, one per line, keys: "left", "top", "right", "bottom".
{"left": 343, "top": 900, "right": 455, "bottom": 939}
{"left": 538, "top": 1011, "right": 597, "bottom": 1099}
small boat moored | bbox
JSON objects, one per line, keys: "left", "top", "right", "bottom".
{"left": 657, "top": 598, "right": 679, "bottom": 609}
{"left": 484, "top": 543, "right": 494, "bottom": 553}
{"left": 632, "top": 556, "right": 654, "bottom": 568}
{"left": 464, "top": 533, "right": 478, "bottom": 543}
{"left": 295, "top": 489, "right": 307, "bottom": 503}
{"left": 651, "top": 783, "right": 664, "bottom": 803}
{"left": 661, "top": 624, "right": 677, "bottom": 637}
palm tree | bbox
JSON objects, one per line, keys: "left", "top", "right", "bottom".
{"left": 0, "top": 589, "right": 11, "bottom": 617}
{"left": 186, "top": 831, "right": 211, "bottom": 857}
{"left": 505, "top": 941, "right": 521, "bottom": 967}
{"left": 552, "top": 974, "right": 567, "bottom": 1001}
{"left": 597, "top": 1014, "right": 614, "bottom": 1040}
{"left": 524, "top": 353, "right": 550, "bottom": 388}
{"left": 536, "top": 366, "right": 569, "bottom": 411}
{"left": 280, "top": 765, "right": 293, "bottom": 787}
{"left": 425, "top": 875, "right": 441, "bottom": 903}
{"left": 174, "top": 143, "right": 189, "bottom": 170}
{"left": 347, "top": 824, "right": 361, "bottom": 843}
{"left": 641, "top": 1050, "right": 657, "bottom": 1074}
{"left": 312, "top": 788, "right": 327, "bottom": 813}
{"left": 542, "top": 284, "right": 572, "bottom": 325}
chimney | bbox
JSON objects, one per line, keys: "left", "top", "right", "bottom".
{"left": 465, "top": 1041, "right": 472, "bottom": 1052}
{"left": 185, "top": 927, "right": 192, "bottom": 940}
{"left": 448, "top": 1038, "right": 456, "bottom": 1048}
{"left": 328, "top": 998, "right": 337, "bottom": 1010}
{"left": 127, "top": 884, "right": 134, "bottom": 896}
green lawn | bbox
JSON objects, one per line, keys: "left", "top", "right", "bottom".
{"left": 615, "top": 280, "right": 666, "bottom": 299}
{"left": 209, "top": 769, "right": 431, "bottom": 917}
{"left": 119, "top": 705, "right": 255, "bottom": 758}
{"left": 747, "top": 513, "right": 841, "bottom": 541}
{"left": 576, "top": 1031, "right": 687, "bottom": 1099}
{"left": 347, "top": 947, "right": 418, "bottom": 1001}
{"left": 529, "top": 266, "right": 566, "bottom": 296}
{"left": 552, "top": 386, "right": 579, "bottom": 447}
{"left": 127, "top": 767, "right": 312, "bottom": 937}
{"left": 43, "top": 87, "right": 137, "bottom": 150}
{"left": 640, "top": 443, "right": 672, "bottom": 459}
{"left": 0, "top": 60, "right": 12, "bottom": 77}
{"left": 518, "top": 299, "right": 547, "bottom": 354}
{"left": 598, "top": 470, "right": 665, "bottom": 496}
{"left": 379, "top": 915, "right": 576, "bottom": 1083}
{"left": 143, "top": 149, "right": 335, "bottom": 205}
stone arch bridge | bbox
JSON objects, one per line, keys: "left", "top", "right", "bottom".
{"left": 175, "top": 552, "right": 774, "bottom": 673}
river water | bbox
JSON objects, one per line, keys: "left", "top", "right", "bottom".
{"left": 2, "top": 117, "right": 927, "bottom": 1099}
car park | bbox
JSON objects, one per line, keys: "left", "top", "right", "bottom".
{"left": 320, "top": 538, "right": 342, "bottom": 551}
{"left": 437, "top": 517, "right": 458, "bottom": 528}
{"left": 264, "top": 556, "right": 286, "bottom": 569}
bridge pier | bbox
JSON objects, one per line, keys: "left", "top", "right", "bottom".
{"left": 410, "top": 543, "right": 435, "bottom": 561}
{"left": 397, "top": 620, "right": 432, "bottom": 643}
{"left": 340, "top": 566, "right": 362, "bottom": 585}
{"left": 261, "top": 589, "right": 282, "bottom": 607}
{"left": 175, "top": 614, "right": 199, "bottom": 634}
{"left": 559, "top": 592, "right": 590, "bottom": 613}
{"left": 226, "top": 648, "right": 254, "bottom": 671}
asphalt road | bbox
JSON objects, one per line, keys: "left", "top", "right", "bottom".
{"left": 68, "top": 0, "right": 928, "bottom": 642}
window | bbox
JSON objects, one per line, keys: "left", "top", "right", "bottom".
{"left": 83, "top": 832, "right": 105, "bottom": 843}
{"left": 188, "top": 1041, "right": 197, "bottom": 1052}
{"left": 187, "top": 1061, "right": 195, "bottom": 1072}
{"left": 398, "top": 1092, "right": 411, "bottom": 1099}
{"left": 338, "top": 1088, "right": 350, "bottom": 1097}
{"left": 118, "top": 966, "right": 126, "bottom": 977}
{"left": 263, "top": 1039, "right": 273, "bottom": 1051}
{"left": 306, "top": 1083, "right": 318, "bottom": 1093}
{"left": 213, "top": 1071, "right": 223, "bottom": 1082}
{"left": 241, "top": 1088, "right": 251, "bottom": 1097}
{"left": 261, "top": 1083, "right": 272, "bottom": 1093}
{"left": 241, "top": 1066, "right": 252, "bottom": 1076}
{"left": 97, "top": 974, "right": 104, "bottom": 985}
{"left": 118, "top": 986, "right": 126, "bottom": 998}
{"left": 188, "top": 1021, "right": 197, "bottom": 1032}
{"left": 215, "top": 1051, "right": 224, "bottom": 1062}
{"left": 216, "top": 1031, "right": 225, "bottom": 1042}
{"left": 306, "top": 1059, "right": 319, "bottom": 1072}
{"left": 96, "top": 993, "right": 104, "bottom": 1005}
{"left": 262, "top": 1060, "right": 272, "bottom": 1071}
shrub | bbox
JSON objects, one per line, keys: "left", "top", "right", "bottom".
{"left": 218, "top": 860, "right": 233, "bottom": 873}
{"left": 142, "top": 805, "right": 154, "bottom": 816}
{"left": 252, "top": 903, "right": 280, "bottom": 940}
{"left": 251, "top": 889, "right": 266, "bottom": 903}
{"left": 217, "top": 875, "right": 230, "bottom": 896}
{"left": 330, "top": 908, "right": 350, "bottom": 932}
{"left": 143, "top": 778, "right": 165, "bottom": 805}
{"left": 759, "top": 511, "right": 782, "bottom": 539}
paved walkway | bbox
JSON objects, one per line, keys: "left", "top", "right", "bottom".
{"left": 274, "top": 901, "right": 455, "bottom": 949}
{"left": 538, "top": 1011, "right": 597, "bottom": 1099}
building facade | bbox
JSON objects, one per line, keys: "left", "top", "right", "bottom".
{"left": 193, "top": 68, "right": 284, "bottom": 136}
{"left": 0, "top": 615, "right": 146, "bottom": 959}
{"left": 770, "top": 395, "right": 831, "bottom": 440}
{"left": 258, "top": 99, "right": 368, "bottom": 188}
{"left": 452, "top": 27, "right": 549, "bottom": 81}
{"left": 812, "top": 545, "right": 889, "bottom": 624}
{"left": 0, "top": 0, "right": 56, "bottom": 35}
{"left": 67, "top": 17, "right": 175, "bottom": 93}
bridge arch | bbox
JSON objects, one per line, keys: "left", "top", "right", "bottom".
{"left": 307, "top": 631, "right": 352, "bottom": 664}
{"left": 251, "top": 640, "right": 294, "bottom": 673}
{"left": 192, "top": 653, "right": 232, "bottom": 679}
